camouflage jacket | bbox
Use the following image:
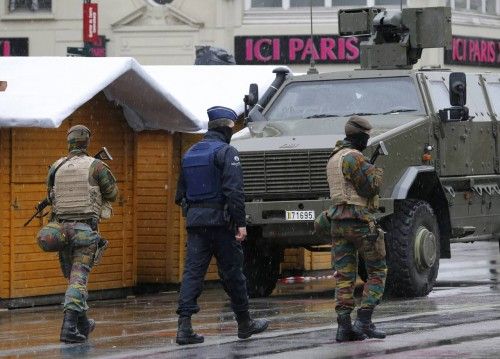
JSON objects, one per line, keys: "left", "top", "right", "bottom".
{"left": 328, "top": 140, "right": 383, "bottom": 223}
{"left": 47, "top": 149, "right": 118, "bottom": 204}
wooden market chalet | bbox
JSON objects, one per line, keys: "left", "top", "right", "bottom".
{"left": 0, "top": 57, "right": 332, "bottom": 307}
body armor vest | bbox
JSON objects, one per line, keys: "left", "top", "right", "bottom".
{"left": 327, "top": 148, "right": 368, "bottom": 207}
{"left": 182, "top": 140, "right": 226, "bottom": 203}
{"left": 52, "top": 156, "right": 102, "bottom": 220}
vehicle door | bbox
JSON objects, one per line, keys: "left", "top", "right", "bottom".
{"left": 424, "top": 72, "right": 473, "bottom": 176}
{"left": 478, "top": 74, "right": 500, "bottom": 234}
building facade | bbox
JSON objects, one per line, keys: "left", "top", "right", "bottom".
{"left": 2, "top": 0, "right": 500, "bottom": 73}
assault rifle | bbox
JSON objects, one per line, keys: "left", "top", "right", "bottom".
{"left": 24, "top": 147, "right": 113, "bottom": 227}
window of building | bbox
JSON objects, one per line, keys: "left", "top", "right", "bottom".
{"left": 290, "top": 0, "right": 324, "bottom": 7}
{"left": 9, "top": 0, "right": 52, "bottom": 13}
{"left": 251, "top": 0, "right": 282, "bottom": 7}
{"left": 247, "top": 0, "right": 407, "bottom": 9}
{"left": 248, "top": 0, "right": 499, "bottom": 15}
{"left": 447, "top": 0, "right": 498, "bottom": 15}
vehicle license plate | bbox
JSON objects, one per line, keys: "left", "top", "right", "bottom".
{"left": 285, "top": 210, "right": 315, "bottom": 221}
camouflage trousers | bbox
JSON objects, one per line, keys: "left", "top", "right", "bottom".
{"left": 62, "top": 223, "right": 99, "bottom": 313}
{"left": 37, "top": 221, "right": 99, "bottom": 312}
{"left": 331, "top": 219, "right": 387, "bottom": 316}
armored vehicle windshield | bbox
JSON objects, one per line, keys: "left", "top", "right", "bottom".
{"left": 265, "top": 76, "right": 425, "bottom": 122}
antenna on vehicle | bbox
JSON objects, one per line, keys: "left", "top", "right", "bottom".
{"left": 307, "top": 0, "right": 319, "bottom": 75}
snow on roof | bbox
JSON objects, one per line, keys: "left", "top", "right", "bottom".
{"left": 0, "top": 57, "right": 283, "bottom": 133}
{"left": 142, "top": 65, "right": 279, "bottom": 131}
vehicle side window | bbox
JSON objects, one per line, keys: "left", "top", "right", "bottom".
{"left": 428, "top": 75, "right": 490, "bottom": 121}
{"left": 428, "top": 80, "right": 451, "bottom": 111}
{"left": 466, "top": 74, "right": 490, "bottom": 122}
{"left": 484, "top": 82, "right": 500, "bottom": 115}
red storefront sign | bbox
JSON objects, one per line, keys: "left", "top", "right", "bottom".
{"left": 83, "top": 3, "right": 98, "bottom": 44}
{"left": 235, "top": 35, "right": 361, "bottom": 65}
{"left": 445, "top": 35, "right": 500, "bottom": 67}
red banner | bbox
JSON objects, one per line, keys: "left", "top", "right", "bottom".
{"left": 83, "top": 3, "right": 98, "bottom": 44}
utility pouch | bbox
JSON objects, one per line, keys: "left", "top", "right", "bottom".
{"left": 93, "top": 238, "right": 109, "bottom": 266}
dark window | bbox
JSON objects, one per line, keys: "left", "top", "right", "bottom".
{"left": 9, "top": 0, "right": 52, "bottom": 12}
{"left": 334, "top": 0, "right": 366, "bottom": 5}
{"left": 374, "top": 0, "right": 407, "bottom": 5}
{"left": 290, "top": 0, "right": 324, "bottom": 6}
{"left": 251, "top": 0, "right": 282, "bottom": 7}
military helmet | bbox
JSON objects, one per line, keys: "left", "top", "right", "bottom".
{"left": 67, "top": 125, "right": 91, "bottom": 141}
{"left": 67, "top": 125, "right": 91, "bottom": 150}
{"left": 345, "top": 116, "right": 372, "bottom": 136}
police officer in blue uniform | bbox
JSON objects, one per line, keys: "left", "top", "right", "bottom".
{"left": 175, "top": 106, "right": 269, "bottom": 345}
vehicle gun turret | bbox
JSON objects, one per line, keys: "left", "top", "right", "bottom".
{"left": 338, "top": 6, "right": 452, "bottom": 69}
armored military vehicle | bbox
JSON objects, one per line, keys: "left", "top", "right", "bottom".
{"left": 233, "top": 6, "right": 500, "bottom": 298}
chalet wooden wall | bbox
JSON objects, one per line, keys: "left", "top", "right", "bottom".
{"left": 0, "top": 93, "right": 331, "bottom": 303}
{"left": 0, "top": 93, "right": 135, "bottom": 299}
{"left": 0, "top": 129, "right": 11, "bottom": 299}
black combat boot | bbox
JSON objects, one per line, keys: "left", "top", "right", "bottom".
{"left": 60, "top": 310, "right": 87, "bottom": 343}
{"left": 176, "top": 316, "right": 204, "bottom": 345}
{"left": 336, "top": 314, "right": 367, "bottom": 342}
{"left": 352, "top": 308, "right": 386, "bottom": 339}
{"left": 77, "top": 311, "right": 96, "bottom": 339}
{"left": 236, "top": 311, "right": 269, "bottom": 339}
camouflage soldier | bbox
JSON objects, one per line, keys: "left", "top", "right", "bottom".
{"left": 36, "top": 125, "right": 118, "bottom": 343}
{"left": 326, "top": 116, "right": 387, "bottom": 342}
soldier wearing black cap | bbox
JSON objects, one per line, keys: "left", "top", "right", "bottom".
{"left": 326, "top": 116, "right": 387, "bottom": 342}
{"left": 175, "top": 106, "right": 269, "bottom": 345}
{"left": 36, "top": 125, "right": 118, "bottom": 343}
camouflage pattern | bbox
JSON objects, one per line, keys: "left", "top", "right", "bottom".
{"left": 40, "top": 145, "right": 118, "bottom": 314}
{"left": 328, "top": 140, "right": 383, "bottom": 222}
{"left": 36, "top": 222, "right": 68, "bottom": 252}
{"left": 67, "top": 125, "right": 91, "bottom": 152}
{"left": 64, "top": 239, "right": 98, "bottom": 312}
{"left": 331, "top": 219, "right": 387, "bottom": 315}
{"left": 314, "top": 210, "right": 331, "bottom": 237}
{"left": 328, "top": 139, "right": 386, "bottom": 315}
{"left": 37, "top": 222, "right": 99, "bottom": 312}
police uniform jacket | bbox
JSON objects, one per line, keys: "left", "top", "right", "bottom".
{"left": 175, "top": 130, "right": 246, "bottom": 229}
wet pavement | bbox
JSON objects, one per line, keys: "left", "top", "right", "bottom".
{"left": 0, "top": 241, "right": 498, "bottom": 358}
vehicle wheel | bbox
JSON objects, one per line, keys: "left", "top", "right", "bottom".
{"left": 243, "top": 240, "right": 281, "bottom": 298}
{"left": 384, "top": 200, "right": 440, "bottom": 297}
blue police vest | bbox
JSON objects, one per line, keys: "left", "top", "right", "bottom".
{"left": 182, "top": 140, "right": 226, "bottom": 203}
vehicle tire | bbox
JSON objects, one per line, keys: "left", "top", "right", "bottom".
{"left": 243, "top": 240, "right": 281, "bottom": 298}
{"left": 384, "top": 200, "right": 440, "bottom": 297}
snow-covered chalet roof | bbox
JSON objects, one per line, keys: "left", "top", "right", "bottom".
{"left": 0, "top": 57, "right": 282, "bottom": 132}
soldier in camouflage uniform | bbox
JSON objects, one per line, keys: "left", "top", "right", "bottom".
{"left": 326, "top": 116, "right": 387, "bottom": 342}
{"left": 36, "top": 125, "right": 118, "bottom": 343}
